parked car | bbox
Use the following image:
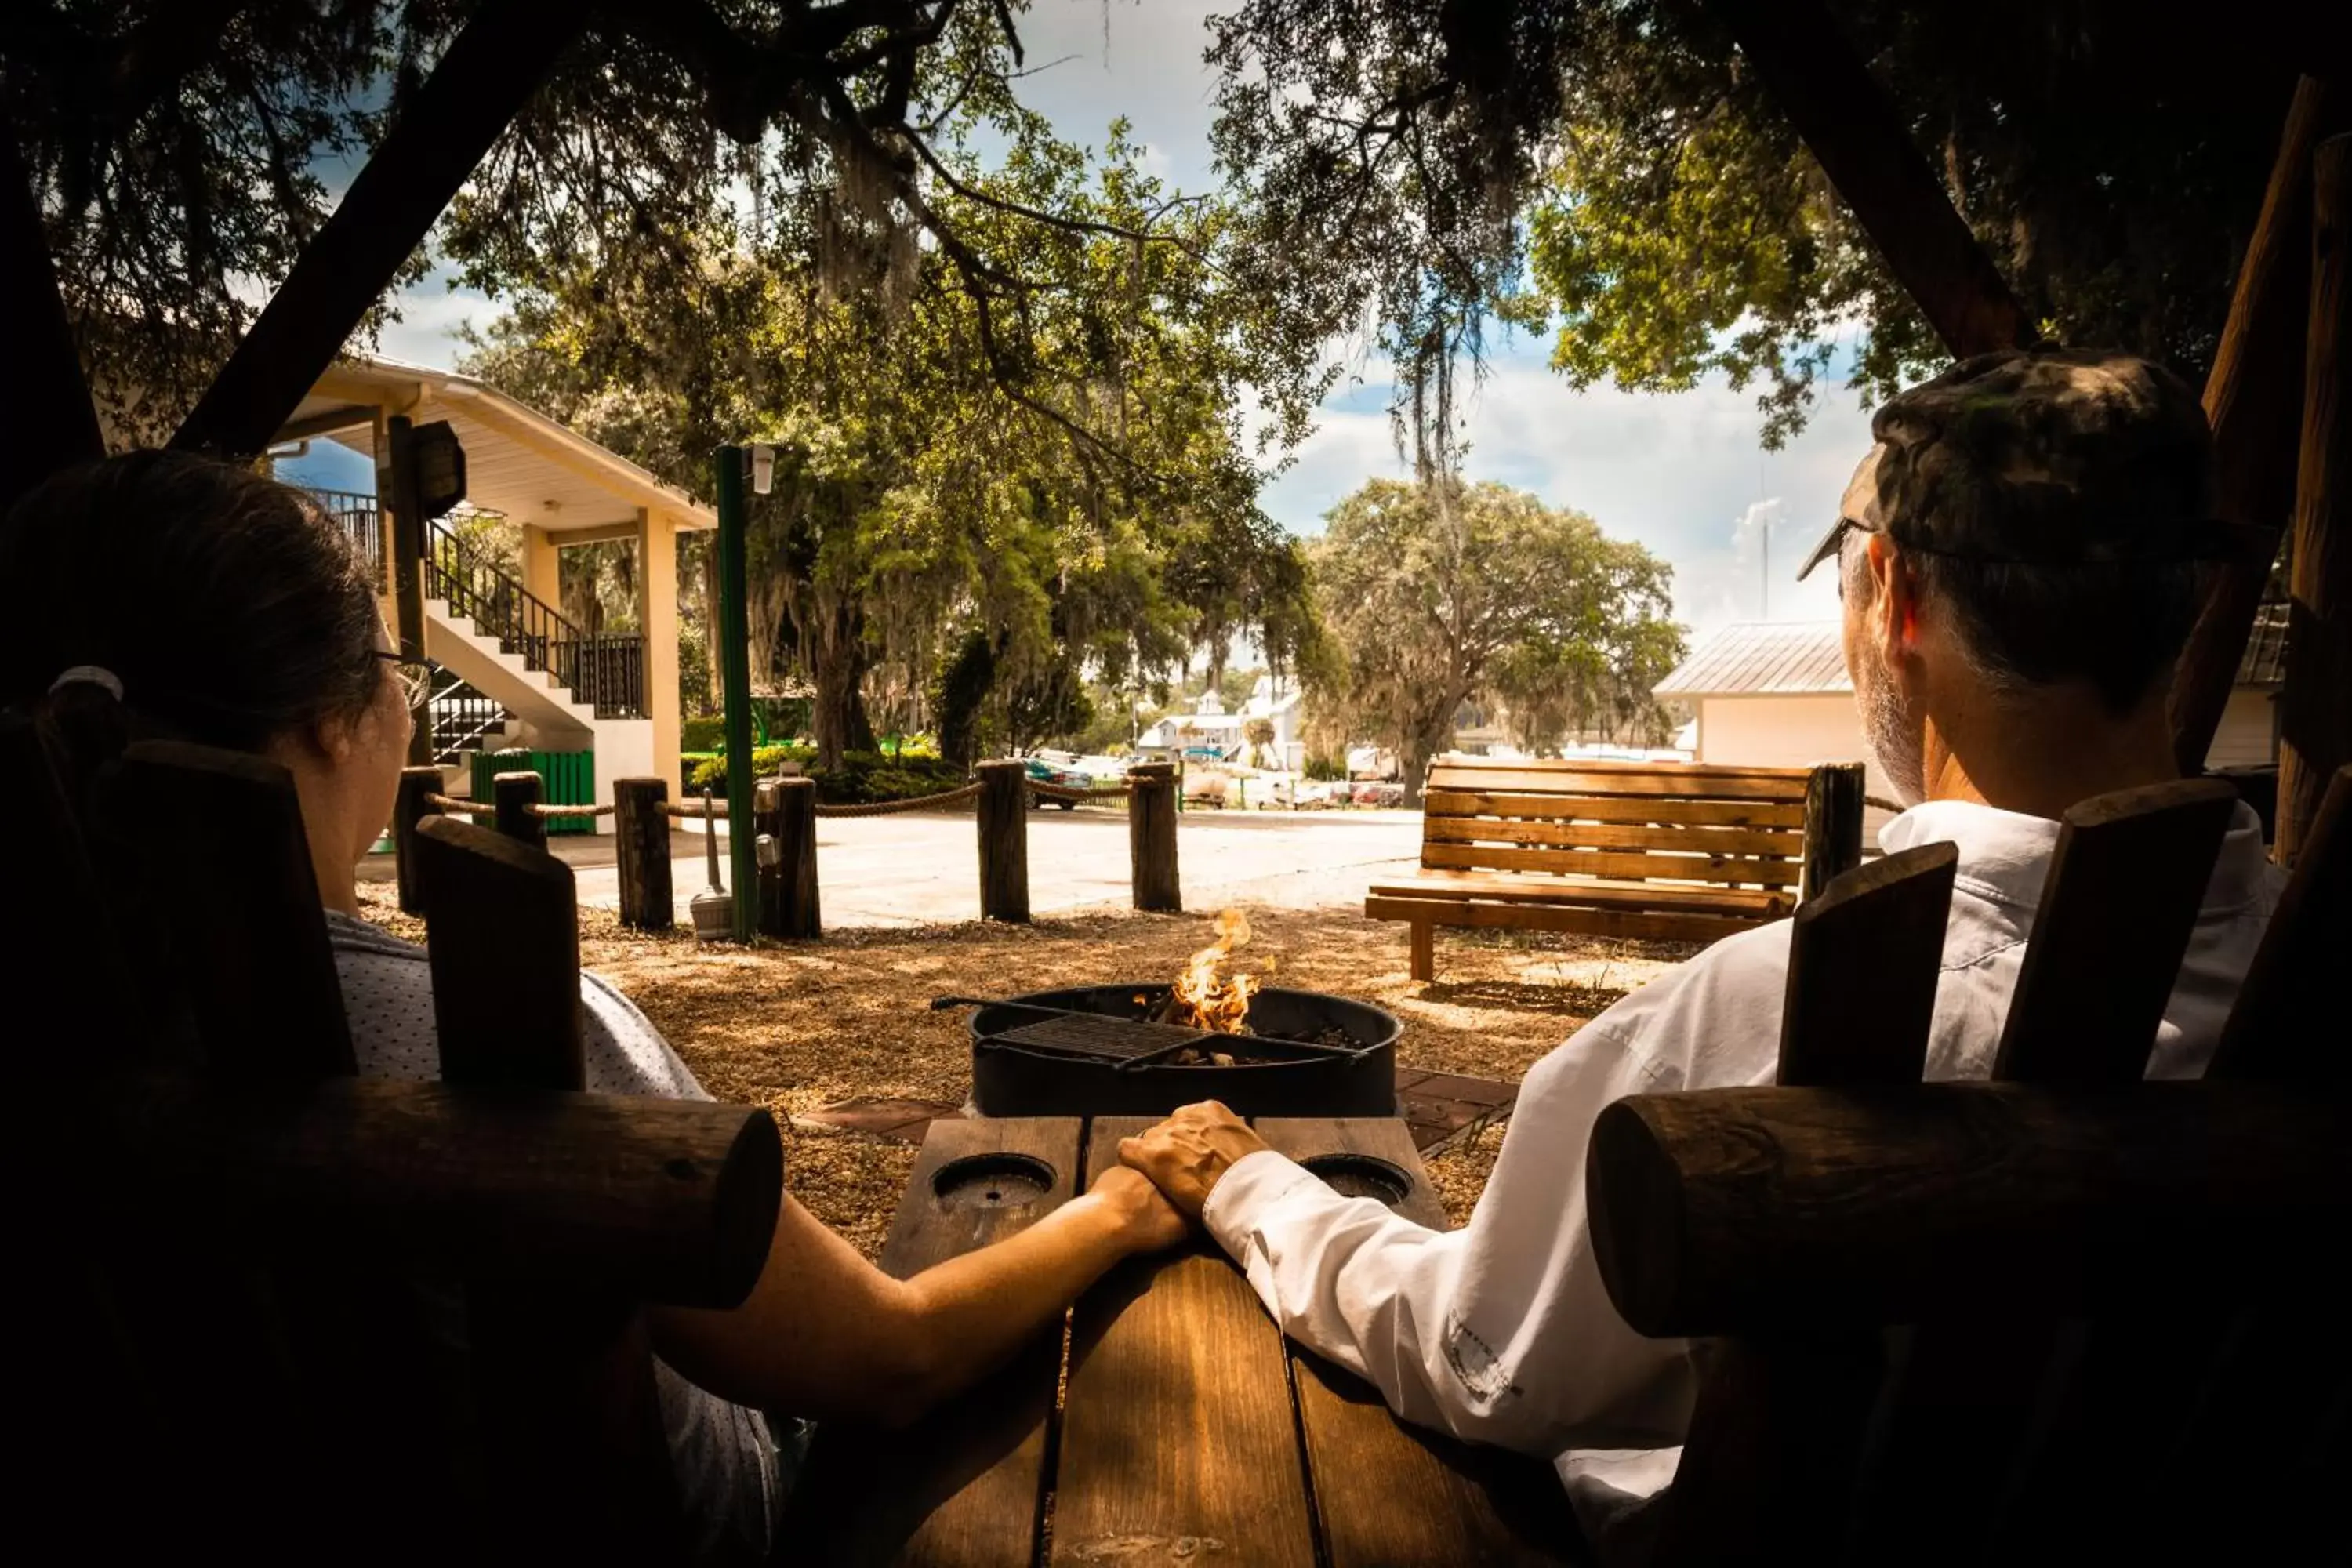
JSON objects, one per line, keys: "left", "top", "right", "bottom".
{"left": 1022, "top": 754, "right": 1091, "bottom": 809}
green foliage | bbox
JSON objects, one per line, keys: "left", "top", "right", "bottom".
{"left": 1308, "top": 477, "right": 1686, "bottom": 798}
{"left": 679, "top": 714, "right": 727, "bottom": 753}
{"left": 459, "top": 119, "right": 1326, "bottom": 770}
{"left": 1207, "top": 0, "right": 2287, "bottom": 448}
{"left": 1218, "top": 666, "right": 1263, "bottom": 712}
{"left": 687, "top": 746, "right": 964, "bottom": 804}
{"left": 1303, "top": 753, "right": 1349, "bottom": 782}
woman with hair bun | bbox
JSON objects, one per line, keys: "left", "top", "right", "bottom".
{"left": 0, "top": 451, "right": 1184, "bottom": 1564}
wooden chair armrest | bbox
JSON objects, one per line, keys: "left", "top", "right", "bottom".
{"left": 1587, "top": 1081, "right": 2352, "bottom": 1338}
{"left": 98, "top": 1073, "right": 782, "bottom": 1309}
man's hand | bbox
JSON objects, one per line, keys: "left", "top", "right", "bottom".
{"left": 1086, "top": 1164, "right": 1191, "bottom": 1255}
{"left": 1119, "top": 1100, "right": 1271, "bottom": 1222}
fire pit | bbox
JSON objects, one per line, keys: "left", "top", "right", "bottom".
{"left": 961, "top": 982, "right": 1400, "bottom": 1118}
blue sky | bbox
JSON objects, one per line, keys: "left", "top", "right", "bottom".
{"left": 355, "top": 0, "right": 1875, "bottom": 641}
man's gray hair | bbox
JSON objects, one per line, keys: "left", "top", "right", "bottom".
{"left": 1840, "top": 525, "right": 2201, "bottom": 713}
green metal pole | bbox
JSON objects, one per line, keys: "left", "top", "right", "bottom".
{"left": 713, "top": 446, "right": 758, "bottom": 942}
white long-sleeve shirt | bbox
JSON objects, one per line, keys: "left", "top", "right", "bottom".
{"left": 1201, "top": 799, "right": 2281, "bottom": 1552}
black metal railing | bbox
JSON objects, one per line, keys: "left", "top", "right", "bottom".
{"left": 424, "top": 520, "right": 647, "bottom": 720}
{"left": 427, "top": 670, "right": 513, "bottom": 765}
{"left": 310, "top": 488, "right": 388, "bottom": 592}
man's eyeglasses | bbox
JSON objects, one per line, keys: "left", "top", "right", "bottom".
{"left": 374, "top": 652, "right": 435, "bottom": 708}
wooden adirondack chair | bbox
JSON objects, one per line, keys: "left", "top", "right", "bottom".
{"left": 1587, "top": 768, "right": 2352, "bottom": 1565}
{"left": 0, "top": 720, "right": 782, "bottom": 1564}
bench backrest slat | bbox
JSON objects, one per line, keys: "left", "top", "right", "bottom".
{"left": 1421, "top": 758, "right": 1816, "bottom": 887}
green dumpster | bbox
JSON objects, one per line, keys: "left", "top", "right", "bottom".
{"left": 470, "top": 747, "right": 597, "bottom": 836}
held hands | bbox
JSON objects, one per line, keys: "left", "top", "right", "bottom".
{"left": 1117, "top": 1100, "right": 1271, "bottom": 1223}
{"left": 1087, "top": 1164, "right": 1191, "bottom": 1256}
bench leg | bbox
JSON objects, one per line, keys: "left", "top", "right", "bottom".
{"left": 1410, "top": 920, "right": 1435, "bottom": 983}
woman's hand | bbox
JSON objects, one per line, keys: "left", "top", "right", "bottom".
{"left": 1086, "top": 1163, "right": 1192, "bottom": 1255}
{"left": 1118, "top": 1100, "right": 1271, "bottom": 1221}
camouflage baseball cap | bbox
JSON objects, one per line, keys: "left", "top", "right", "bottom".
{"left": 1795, "top": 348, "right": 2227, "bottom": 581}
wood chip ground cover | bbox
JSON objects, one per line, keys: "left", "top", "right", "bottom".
{"left": 355, "top": 884, "right": 1690, "bottom": 1251}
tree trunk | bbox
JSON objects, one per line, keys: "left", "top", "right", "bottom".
{"left": 1399, "top": 710, "right": 1456, "bottom": 807}
{"left": 809, "top": 597, "right": 875, "bottom": 769}
{"left": 700, "top": 535, "right": 723, "bottom": 712}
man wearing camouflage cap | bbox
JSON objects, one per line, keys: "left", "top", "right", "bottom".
{"left": 1117, "top": 349, "right": 2284, "bottom": 1558}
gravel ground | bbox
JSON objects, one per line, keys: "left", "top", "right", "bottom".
{"left": 354, "top": 883, "right": 1691, "bottom": 1251}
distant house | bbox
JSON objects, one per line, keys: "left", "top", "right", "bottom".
{"left": 1135, "top": 675, "right": 1305, "bottom": 769}
{"left": 1657, "top": 617, "right": 2285, "bottom": 833}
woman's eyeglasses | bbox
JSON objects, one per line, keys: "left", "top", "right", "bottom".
{"left": 374, "top": 652, "right": 435, "bottom": 708}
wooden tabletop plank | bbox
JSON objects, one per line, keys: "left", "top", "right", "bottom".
{"left": 1051, "top": 1117, "right": 1319, "bottom": 1568}
{"left": 780, "top": 1116, "right": 1083, "bottom": 1568}
{"left": 1256, "top": 1120, "right": 1590, "bottom": 1567}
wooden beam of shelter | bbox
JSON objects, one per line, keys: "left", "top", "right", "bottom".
{"left": 169, "top": 0, "right": 589, "bottom": 458}
{"left": 2172, "top": 77, "right": 2343, "bottom": 775}
{"left": 2277, "top": 134, "right": 2352, "bottom": 864}
{"left": 2, "top": 135, "right": 106, "bottom": 510}
{"left": 1700, "top": 0, "right": 2031, "bottom": 358}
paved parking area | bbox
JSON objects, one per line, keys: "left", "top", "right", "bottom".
{"left": 486, "top": 806, "right": 1425, "bottom": 926}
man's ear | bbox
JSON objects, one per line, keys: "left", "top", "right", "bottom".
{"left": 309, "top": 708, "right": 360, "bottom": 766}
{"left": 1867, "top": 536, "right": 1915, "bottom": 655}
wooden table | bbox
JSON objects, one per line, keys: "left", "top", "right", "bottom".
{"left": 780, "top": 1116, "right": 1588, "bottom": 1566}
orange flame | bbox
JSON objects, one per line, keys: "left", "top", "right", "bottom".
{"left": 1167, "top": 908, "right": 1260, "bottom": 1033}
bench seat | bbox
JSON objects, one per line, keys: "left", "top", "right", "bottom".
{"left": 1370, "top": 757, "right": 1852, "bottom": 979}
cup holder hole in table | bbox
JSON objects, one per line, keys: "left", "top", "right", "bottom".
{"left": 932, "top": 1153, "right": 1056, "bottom": 1210}
{"left": 1301, "top": 1153, "right": 1411, "bottom": 1207}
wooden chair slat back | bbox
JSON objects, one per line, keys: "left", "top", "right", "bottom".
{"left": 1991, "top": 778, "right": 2238, "bottom": 1084}
{"left": 415, "top": 813, "right": 586, "bottom": 1090}
{"left": 1776, "top": 842, "right": 1958, "bottom": 1087}
{"left": 2209, "top": 763, "right": 2352, "bottom": 1083}
{"left": 1651, "top": 844, "right": 1960, "bottom": 1566}
{"left": 0, "top": 713, "right": 142, "bottom": 1051}
{"left": 412, "top": 811, "right": 687, "bottom": 1559}
{"left": 106, "top": 739, "right": 357, "bottom": 1078}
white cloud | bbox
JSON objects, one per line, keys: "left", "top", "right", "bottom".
{"left": 372, "top": 272, "right": 492, "bottom": 370}
{"left": 1262, "top": 341, "right": 1871, "bottom": 641}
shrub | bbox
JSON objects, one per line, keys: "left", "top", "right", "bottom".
{"left": 680, "top": 713, "right": 727, "bottom": 753}
{"left": 1303, "top": 753, "right": 1348, "bottom": 782}
{"left": 687, "top": 746, "right": 965, "bottom": 804}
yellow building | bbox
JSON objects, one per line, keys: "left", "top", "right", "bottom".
{"left": 278, "top": 354, "right": 715, "bottom": 808}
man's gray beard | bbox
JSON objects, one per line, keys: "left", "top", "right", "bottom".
{"left": 1856, "top": 653, "right": 1926, "bottom": 806}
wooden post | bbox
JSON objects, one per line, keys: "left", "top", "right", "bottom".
{"left": 775, "top": 775, "right": 821, "bottom": 939}
{"left": 393, "top": 765, "right": 445, "bottom": 916}
{"left": 1800, "top": 762, "right": 1867, "bottom": 904}
{"left": 612, "top": 777, "right": 673, "bottom": 931}
{"left": 712, "top": 448, "right": 757, "bottom": 943}
{"left": 752, "top": 779, "right": 784, "bottom": 938}
{"left": 384, "top": 415, "right": 434, "bottom": 768}
{"left": 2278, "top": 135, "right": 2352, "bottom": 866}
{"left": 2172, "top": 78, "right": 2343, "bottom": 773}
{"left": 493, "top": 771, "right": 546, "bottom": 853}
{"left": 976, "top": 760, "right": 1030, "bottom": 923}
{"left": 1127, "top": 762, "right": 1181, "bottom": 912}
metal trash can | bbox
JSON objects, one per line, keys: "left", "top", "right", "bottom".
{"left": 470, "top": 747, "right": 597, "bottom": 836}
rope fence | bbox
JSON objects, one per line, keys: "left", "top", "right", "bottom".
{"left": 397, "top": 760, "right": 1186, "bottom": 938}
{"left": 1865, "top": 793, "right": 1905, "bottom": 813}
{"left": 1027, "top": 779, "right": 1136, "bottom": 804}
{"left": 814, "top": 782, "right": 985, "bottom": 818}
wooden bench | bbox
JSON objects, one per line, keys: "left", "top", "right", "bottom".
{"left": 1370, "top": 757, "right": 1864, "bottom": 980}
{"left": 1587, "top": 767, "right": 2352, "bottom": 1563}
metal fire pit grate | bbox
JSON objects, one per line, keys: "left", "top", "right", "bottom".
{"left": 991, "top": 1013, "right": 1213, "bottom": 1061}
